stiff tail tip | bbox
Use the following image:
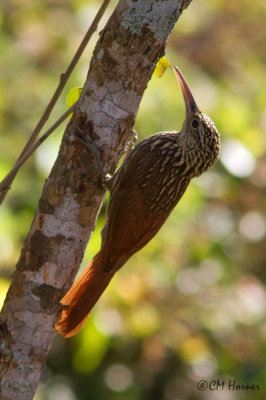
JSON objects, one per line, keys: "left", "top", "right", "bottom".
{"left": 55, "top": 304, "right": 88, "bottom": 338}
{"left": 55, "top": 252, "right": 114, "bottom": 338}
{"left": 55, "top": 268, "right": 93, "bottom": 337}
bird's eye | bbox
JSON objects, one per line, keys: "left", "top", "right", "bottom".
{"left": 192, "top": 119, "right": 199, "bottom": 128}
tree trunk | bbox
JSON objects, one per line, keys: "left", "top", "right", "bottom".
{"left": 0, "top": 1, "right": 192, "bottom": 398}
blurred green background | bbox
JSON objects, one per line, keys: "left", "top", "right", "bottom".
{"left": 0, "top": 1, "right": 266, "bottom": 399}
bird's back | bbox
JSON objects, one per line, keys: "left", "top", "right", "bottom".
{"left": 101, "top": 131, "right": 190, "bottom": 271}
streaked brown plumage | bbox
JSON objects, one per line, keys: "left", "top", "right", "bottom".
{"left": 56, "top": 66, "right": 220, "bottom": 337}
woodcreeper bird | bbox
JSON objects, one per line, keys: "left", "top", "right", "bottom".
{"left": 56, "top": 66, "right": 220, "bottom": 337}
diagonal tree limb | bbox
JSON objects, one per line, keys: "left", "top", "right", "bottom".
{"left": 0, "top": 1, "right": 192, "bottom": 399}
{"left": 0, "top": 0, "right": 112, "bottom": 206}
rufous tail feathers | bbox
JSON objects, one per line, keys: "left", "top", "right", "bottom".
{"left": 55, "top": 251, "right": 114, "bottom": 337}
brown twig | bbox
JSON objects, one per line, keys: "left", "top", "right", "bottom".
{"left": 0, "top": 104, "right": 76, "bottom": 203}
{"left": 0, "top": 0, "right": 112, "bottom": 205}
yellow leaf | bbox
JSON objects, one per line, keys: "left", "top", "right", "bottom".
{"left": 154, "top": 56, "right": 172, "bottom": 78}
{"left": 66, "top": 87, "right": 82, "bottom": 118}
{"left": 0, "top": 278, "right": 10, "bottom": 311}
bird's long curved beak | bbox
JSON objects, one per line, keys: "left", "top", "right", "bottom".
{"left": 173, "top": 66, "right": 198, "bottom": 118}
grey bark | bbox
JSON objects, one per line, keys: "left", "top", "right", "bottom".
{"left": 0, "top": 0, "right": 192, "bottom": 399}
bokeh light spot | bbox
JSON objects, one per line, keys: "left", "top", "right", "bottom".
{"left": 205, "top": 206, "right": 234, "bottom": 239}
{"left": 130, "top": 303, "right": 160, "bottom": 337}
{"left": 179, "top": 336, "right": 209, "bottom": 363}
{"left": 236, "top": 276, "right": 265, "bottom": 320}
{"left": 199, "top": 259, "right": 222, "bottom": 285}
{"left": 192, "top": 356, "right": 217, "bottom": 379}
{"left": 176, "top": 268, "right": 200, "bottom": 294}
{"left": 239, "top": 211, "right": 265, "bottom": 241}
{"left": 95, "top": 308, "right": 123, "bottom": 336}
{"left": 220, "top": 139, "right": 256, "bottom": 177}
{"left": 104, "top": 364, "right": 133, "bottom": 392}
{"left": 45, "top": 377, "right": 76, "bottom": 400}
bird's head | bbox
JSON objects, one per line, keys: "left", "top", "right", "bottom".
{"left": 174, "top": 66, "right": 220, "bottom": 175}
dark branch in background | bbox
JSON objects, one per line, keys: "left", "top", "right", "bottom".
{"left": 0, "top": 104, "right": 76, "bottom": 194}
{"left": 0, "top": 0, "right": 112, "bottom": 206}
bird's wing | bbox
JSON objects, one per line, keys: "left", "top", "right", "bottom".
{"left": 102, "top": 137, "right": 170, "bottom": 271}
{"left": 103, "top": 183, "right": 167, "bottom": 271}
